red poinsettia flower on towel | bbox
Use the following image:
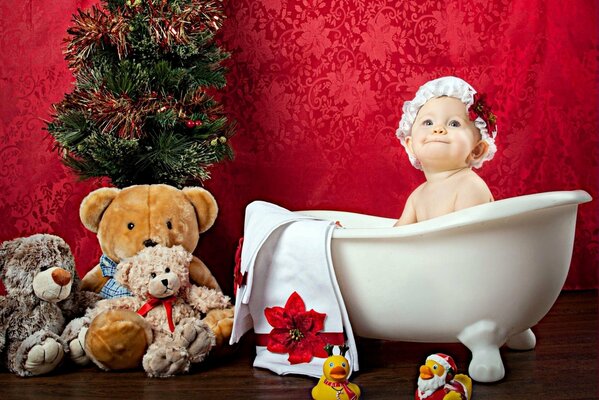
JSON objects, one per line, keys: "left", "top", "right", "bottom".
{"left": 264, "top": 291, "right": 328, "bottom": 364}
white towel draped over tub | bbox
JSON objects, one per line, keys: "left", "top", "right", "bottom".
{"left": 230, "top": 201, "right": 359, "bottom": 378}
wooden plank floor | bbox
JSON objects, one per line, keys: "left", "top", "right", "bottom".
{"left": 1, "top": 290, "right": 597, "bottom": 399}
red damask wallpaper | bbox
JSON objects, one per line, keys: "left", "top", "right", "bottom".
{"left": 1, "top": 0, "right": 597, "bottom": 292}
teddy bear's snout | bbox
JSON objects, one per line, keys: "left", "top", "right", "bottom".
{"left": 52, "top": 268, "right": 72, "bottom": 286}
{"left": 148, "top": 273, "right": 180, "bottom": 298}
{"left": 143, "top": 239, "right": 158, "bottom": 247}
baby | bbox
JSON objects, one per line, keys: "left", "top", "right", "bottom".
{"left": 394, "top": 76, "right": 497, "bottom": 226}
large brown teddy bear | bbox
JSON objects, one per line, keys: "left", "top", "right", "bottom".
{"left": 73, "top": 245, "right": 229, "bottom": 377}
{"left": 67, "top": 184, "right": 233, "bottom": 370}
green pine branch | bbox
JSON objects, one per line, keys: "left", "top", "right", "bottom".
{"left": 47, "top": 0, "right": 234, "bottom": 188}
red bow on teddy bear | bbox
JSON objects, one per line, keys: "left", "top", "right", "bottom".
{"left": 137, "top": 295, "right": 177, "bottom": 332}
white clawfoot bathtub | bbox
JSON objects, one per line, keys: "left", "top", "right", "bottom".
{"left": 299, "top": 190, "right": 592, "bottom": 383}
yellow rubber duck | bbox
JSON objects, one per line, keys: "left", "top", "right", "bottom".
{"left": 312, "top": 345, "right": 360, "bottom": 400}
{"left": 415, "top": 353, "right": 472, "bottom": 400}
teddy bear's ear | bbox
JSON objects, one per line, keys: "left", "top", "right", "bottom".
{"left": 172, "top": 245, "right": 193, "bottom": 267}
{"left": 80, "top": 187, "right": 121, "bottom": 233}
{"left": 0, "top": 238, "right": 22, "bottom": 275}
{"left": 182, "top": 187, "right": 218, "bottom": 234}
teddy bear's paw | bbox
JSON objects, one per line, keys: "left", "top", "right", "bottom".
{"left": 68, "top": 327, "right": 90, "bottom": 366}
{"left": 62, "top": 317, "right": 91, "bottom": 366}
{"left": 24, "top": 337, "right": 65, "bottom": 376}
{"left": 175, "top": 319, "right": 216, "bottom": 363}
{"left": 143, "top": 345, "right": 190, "bottom": 378}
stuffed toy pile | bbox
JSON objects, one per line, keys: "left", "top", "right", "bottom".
{"left": 0, "top": 234, "right": 99, "bottom": 377}
{"left": 67, "top": 245, "right": 229, "bottom": 377}
{"left": 64, "top": 184, "right": 234, "bottom": 370}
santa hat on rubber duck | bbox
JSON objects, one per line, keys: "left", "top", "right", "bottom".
{"left": 428, "top": 353, "right": 457, "bottom": 379}
{"left": 415, "top": 353, "right": 472, "bottom": 400}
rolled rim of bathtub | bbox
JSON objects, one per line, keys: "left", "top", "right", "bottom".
{"left": 298, "top": 190, "right": 592, "bottom": 239}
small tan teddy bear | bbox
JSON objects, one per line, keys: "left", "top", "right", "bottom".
{"left": 68, "top": 245, "right": 230, "bottom": 377}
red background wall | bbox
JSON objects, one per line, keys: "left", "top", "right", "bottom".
{"left": 1, "top": 0, "right": 597, "bottom": 293}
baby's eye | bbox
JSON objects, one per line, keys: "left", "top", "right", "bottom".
{"left": 127, "top": 222, "right": 135, "bottom": 230}
{"left": 166, "top": 220, "right": 173, "bottom": 230}
{"left": 165, "top": 268, "right": 170, "bottom": 273}
{"left": 150, "top": 272, "right": 156, "bottom": 278}
{"left": 449, "top": 120, "right": 461, "bottom": 127}
{"left": 422, "top": 119, "right": 433, "bottom": 126}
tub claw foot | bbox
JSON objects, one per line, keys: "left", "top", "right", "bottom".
{"left": 468, "top": 347, "right": 504, "bottom": 383}
{"left": 506, "top": 328, "right": 536, "bottom": 350}
{"left": 458, "top": 320, "right": 506, "bottom": 383}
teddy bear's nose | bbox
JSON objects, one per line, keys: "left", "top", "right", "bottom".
{"left": 143, "top": 239, "right": 157, "bottom": 247}
{"left": 52, "top": 268, "right": 72, "bottom": 287}
{"left": 161, "top": 279, "right": 169, "bottom": 287}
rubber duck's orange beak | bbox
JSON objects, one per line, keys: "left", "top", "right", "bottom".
{"left": 419, "top": 365, "right": 433, "bottom": 380}
{"left": 329, "top": 366, "right": 347, "bottom": 380}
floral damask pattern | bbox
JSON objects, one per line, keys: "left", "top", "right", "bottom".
{"left": 1, "top": 0, "right": 597, "bottom": 291}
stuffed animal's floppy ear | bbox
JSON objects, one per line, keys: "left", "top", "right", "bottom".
{"left": 170, "top": 245, "right": 193, "bottom": 267}
{"left": 80, "top": 187, "right": 121, "bottom": 233}
{"left": 182, "top": 187, "right": 218, "bottom": 234}
{"left": 0, "top": 238, "right": 22, "bottom": 277}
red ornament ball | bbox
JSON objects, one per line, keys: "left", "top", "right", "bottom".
{"left": 185, "top": 120, "right": 196, "bottom": 129}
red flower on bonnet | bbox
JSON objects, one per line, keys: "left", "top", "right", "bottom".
{"left": 469, "top": 94, "right": 497, "bottom": 136}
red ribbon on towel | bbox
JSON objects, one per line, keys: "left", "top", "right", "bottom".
{"left": 233, "top": 237, "right": 246, "bottom": 295}
{"left": 254, "top": 332, "right": 345, "bottom": 347}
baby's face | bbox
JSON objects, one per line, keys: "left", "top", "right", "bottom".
{"left": 406, "top": 96, "right": 482, "bottom": 171}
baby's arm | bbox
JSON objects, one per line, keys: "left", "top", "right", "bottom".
{"left": 394, "top": 189, "right": 419, "bottom": 226}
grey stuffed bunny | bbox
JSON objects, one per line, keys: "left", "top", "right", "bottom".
{"left": 0, "top": 234, "right": 99, "bottom": 377}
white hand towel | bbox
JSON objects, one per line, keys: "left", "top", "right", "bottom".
{"left": 231, "top": 201, "right": 359, "bottom": 378}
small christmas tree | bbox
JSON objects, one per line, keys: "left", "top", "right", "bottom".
{"left": 47, "top": 0, "right": 234, "bottom": 188}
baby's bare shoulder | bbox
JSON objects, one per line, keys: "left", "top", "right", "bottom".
{"left": 457, "top": 171, "right": 489, "bottom": 188}
{"left": 455, "top": 172, "right": 493, "bottom": 206}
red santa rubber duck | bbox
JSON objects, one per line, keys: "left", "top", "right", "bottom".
{"left": 415, "top": 353, "right": 472, "bottom": 400}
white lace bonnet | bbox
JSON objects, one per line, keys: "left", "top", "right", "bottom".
{"left": 396, "top": 76, "right": 498, "bottom": 169}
